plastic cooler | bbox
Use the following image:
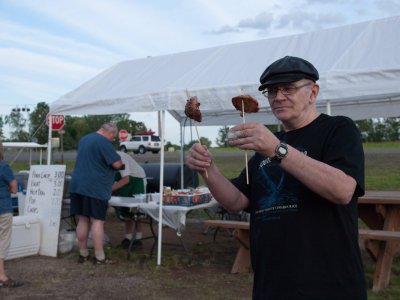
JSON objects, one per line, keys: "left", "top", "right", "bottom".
{"left": 5, "top": 216, "right": 40, "bottom": 260}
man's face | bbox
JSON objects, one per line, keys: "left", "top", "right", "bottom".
{"left": 107, "top": 131, "right": 117, "bottom": 141}
{"left": 264, "top": 79, "right": 317, "bottom": 124}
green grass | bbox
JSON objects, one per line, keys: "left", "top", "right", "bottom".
{"left": 364, "top": 154, "right": 400, "bottom": 191}
{"left": 5, "top": 144, "right": 400, "bottom": 298}
{"left": 209, "top": 147, "right": 243, "bottom": 153}
{"left": 363, "top": 141, "right": 400, "bottom": 150}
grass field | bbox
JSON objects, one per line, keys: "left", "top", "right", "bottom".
{"left": 5, "top": 143, "right": 400, "bottom": 298}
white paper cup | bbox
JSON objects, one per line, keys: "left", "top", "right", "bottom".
{"left": 227, "top": 131, "right": 241, "bottom": 141}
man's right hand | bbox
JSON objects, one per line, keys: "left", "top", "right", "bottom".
{"left": 186, "top": 143, "right": 212, "bottom": 174}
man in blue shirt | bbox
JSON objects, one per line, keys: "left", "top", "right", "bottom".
{"left": 69, "top": 123, "right": 123, "bottom": 265}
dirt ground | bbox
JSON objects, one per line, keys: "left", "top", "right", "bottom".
{"left": 0, "top": 210, "right": 253, "bottom": 300}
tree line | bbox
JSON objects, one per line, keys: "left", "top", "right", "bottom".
{"left": 0, "top": 102, "right": 212, "bottom": 150}
{"left": 214, "top": 118, "right": 400, "bottom": 147}
{"left": 0, "top": 102, "right": 147, "bottom": 150}
{"left": 1, "top": 102, "right": 398, "bottom": 149}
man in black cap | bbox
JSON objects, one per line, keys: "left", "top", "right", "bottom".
{"left": 186, "top": 56, "right": 366, "bottom": 299}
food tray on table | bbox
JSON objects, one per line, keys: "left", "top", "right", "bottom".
{"left": 162, "top": 189, "right": 212, "bottom": 206}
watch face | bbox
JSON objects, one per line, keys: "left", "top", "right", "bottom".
{"left": 277, "top": 146, "right": 287, "bottom": 156}
{"left": 275, "top": 142, "right": 288, "bottom": 159}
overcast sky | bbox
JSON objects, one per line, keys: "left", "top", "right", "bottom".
{"left": 1, "top": 0, "right": 400, "bottom": 145}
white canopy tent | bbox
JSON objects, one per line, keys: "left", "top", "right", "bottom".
{"left": 4, "top": 142, "right": 47, "bottom": 165}
{"left": 49, "top": 16, "right": 400, "bottom": 265}
{"left": 51, "top": 16, "right": 400, "bottom": 125}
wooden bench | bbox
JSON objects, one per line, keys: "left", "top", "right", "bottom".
{"left": 359, "top": 228, "right": 400, "bottom": 291}
{"left": 359, "top": 229, "right": 400, "bottom": 241}
{"left": 203, "top": 220, "right": 250, "bottom": 273}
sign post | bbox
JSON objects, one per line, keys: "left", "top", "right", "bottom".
{"left": 46, "top": 114, "right": 65, "bottom": 164}
{"left": 58, "top": 130, "right": 65, "bottom": 164}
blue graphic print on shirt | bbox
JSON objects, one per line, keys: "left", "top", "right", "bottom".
{"left": 254, "top": 147, "right": 307, "bottom": 222}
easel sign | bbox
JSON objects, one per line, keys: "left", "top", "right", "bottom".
{"left": 25, "top": 165, "right": 66, "bottom": 257}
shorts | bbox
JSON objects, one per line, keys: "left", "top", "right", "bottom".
{"left": 70, "top": 193, "right": 109, "bottom": 221}
{"left": 0, "top": 213, "right": 13, "bottom": 259}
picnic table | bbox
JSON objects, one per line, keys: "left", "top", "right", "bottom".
{"left": 203, "top": 219, "right": 250, "bottom": 273}
{"left": 203, "top": 190, "right": 400, "bottom": 286}
{"left": 358, "top": 190, "right": 400, "bottom": 291}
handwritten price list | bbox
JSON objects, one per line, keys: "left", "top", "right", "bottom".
{"left": 25, "top": 165, "right": 66, "bottom": 257}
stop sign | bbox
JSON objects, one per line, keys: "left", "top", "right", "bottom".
{"left": 119, "top": 129, "right": 129, "bottom": 141}
{"left": 46, "top": 114, "right": 65, "bottom": 131}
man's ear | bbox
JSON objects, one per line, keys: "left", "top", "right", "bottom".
{"left": 309, "top": 83, "right": 319, "bottom": 104}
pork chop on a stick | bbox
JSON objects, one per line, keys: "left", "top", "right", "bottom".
{"left": 185, "top": 90, "right": 207, "bottom": 177}
{"left": 232, "top": 95, "right": 259, "bottom": 116}
{"left": 231, "top": 91, "right": 259, "bottom": 184}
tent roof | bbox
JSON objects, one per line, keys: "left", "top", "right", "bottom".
{"left": 3, "top": 142, "right": 47, "bottom": 149}
{"left": 50, "top": 16, "right": 400, "bottom": 126}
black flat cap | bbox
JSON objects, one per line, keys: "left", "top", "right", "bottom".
{"left": 258, "top": 56, "right": 319, "bottom": 91}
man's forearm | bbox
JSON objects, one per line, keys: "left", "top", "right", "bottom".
{"left": 202, "top": 163, "right": 249, "bottom": 213}
{"left": 281, "top": 145, "right": 357, "bottom": 205}
{"left": 112, "top": 176, "right": 130, "bottom": 191}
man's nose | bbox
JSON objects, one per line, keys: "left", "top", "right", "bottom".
{"left": 275, "top": 89, "right": 286, "bottom": 100}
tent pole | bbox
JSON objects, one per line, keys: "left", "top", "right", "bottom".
{"left": 47, "top": 114, "right": 52, "bottom": 165}
{"left": 180, "top": 120, "right": 184, "bottom": 189}
{"left": 158, "top": 111, "right": 161, "bottom": 138}
{"left": 326, "top": 100, "right": 331, "bottom": 115}
{"left": 157, "top": 110, "right": 165, "bottom": 266}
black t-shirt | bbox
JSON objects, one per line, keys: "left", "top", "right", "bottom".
{"left": 231, "top": 114, "right": 367, "bottom": 300}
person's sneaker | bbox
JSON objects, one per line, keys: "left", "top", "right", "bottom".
{"left": 93, "top": 257, "right": 116, "bottom": 265}
{"left": 78, "top": 255, "right": 91, "bottom": 264}
{"left": 120, "top": 238, "right": 131, "bottom": 249}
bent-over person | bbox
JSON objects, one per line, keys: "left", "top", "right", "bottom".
{"left": 69, "top": 123, "right": 122, "bottom": 265}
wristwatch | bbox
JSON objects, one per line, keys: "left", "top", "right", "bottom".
{"left": 271, "top": 142, "right": 288, "bottom": 164}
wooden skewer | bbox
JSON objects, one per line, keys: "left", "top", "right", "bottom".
{"left": 186, "top": 89, "right": 208, "bottom": 178}
{"left": 241, "top": 88, "right": 249, "bottom": 185}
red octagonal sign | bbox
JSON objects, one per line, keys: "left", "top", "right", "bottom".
{"left": 46, "top": 114, "right": 65, "bottom": 131}
{"left": 119, "top": 129, "right": 129, "bottom": 141}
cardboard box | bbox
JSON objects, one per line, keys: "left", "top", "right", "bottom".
{"left": 6, "top": 216, "right": 40, "bottom": 260}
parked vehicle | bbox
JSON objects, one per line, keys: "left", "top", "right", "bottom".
{"left": 119, "top": 131, "right": 161, "bottom": 154}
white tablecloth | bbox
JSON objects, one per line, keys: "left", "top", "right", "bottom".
{"left": 138, "top": 199, "right": 219, "bottom": 233}
{"left": 109, "top": 195, "right": 219, "bottom": 233}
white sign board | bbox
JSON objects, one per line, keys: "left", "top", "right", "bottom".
{"left": 25, "top": 165, "right": 66, "bottom": 257}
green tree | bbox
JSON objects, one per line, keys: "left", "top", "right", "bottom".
{"left": 355, "top": 118, "right": 400, "bottom": 142}
{"left": 185, "top": 137, "right": 211, "bottom": 150}
{"left": 29, "top": 102, "right": 49, "bottom": 144}
{"left": 383, "top": 117, "right": 400, "bottom": 141}
{"left": 5, "top": 110, "right": 29, "bottom": 141}
{"left": 83, "top": 115, "right": 113, "bottom": 132}
{"left": 216, "top": 126, "right": 230, "bottom": 147}
{"left": 114, "top": 114, "right": 147, "bottom": 140}
{"left": 164, "top": 141, "right": 180, "bottom": 151}
{"left": 61, "top": 117, "right": 91, "bottom": 150}
{"left": 0, "top": 116, "right": 4, "bottom": 140}
{"left": 59, "top": 114, "right": 149, "bottom": 150}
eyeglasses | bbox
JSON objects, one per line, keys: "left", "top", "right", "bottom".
{"left": 262, "top": 82, "right": 312, "bottom": 99}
